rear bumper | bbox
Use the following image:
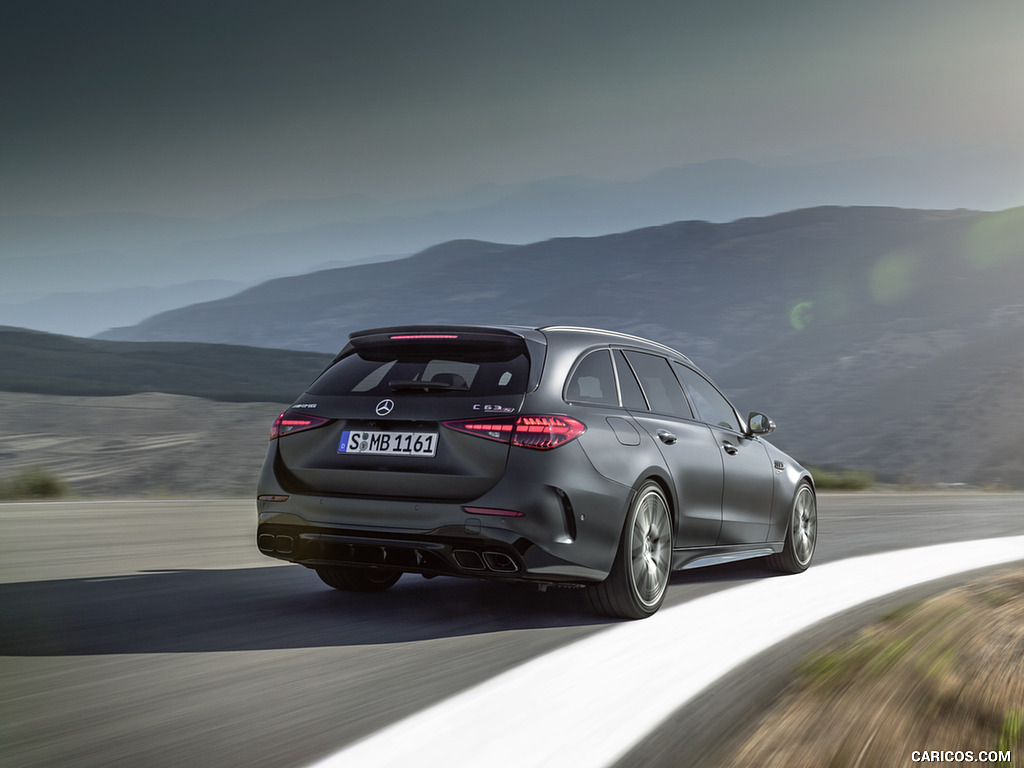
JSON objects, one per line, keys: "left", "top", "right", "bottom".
{"left": 255, "top": 519, "right": 597, "bottom": 583}
{"left": 256, "top": 441, "right": 631, "bottom": 583}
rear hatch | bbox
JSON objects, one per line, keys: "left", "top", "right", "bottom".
{"left": 273, "top": 326, "right": 545, "bottom": 501}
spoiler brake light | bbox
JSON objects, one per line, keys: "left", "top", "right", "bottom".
{"left": 389, "top": 334, "right": 459, "bottom": 340}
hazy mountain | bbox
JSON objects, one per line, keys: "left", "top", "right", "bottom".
{"left": 100, "top": 205, "right": 1023, "bottom": 354}
{"left": 0, "top": 326, "right": 330, "bottom": 402}
{"left": 0, "top": 280, "right": 247, "bottom": 338}
{"left": 96, "top": 205, "right": 1024, "bottom": 486}
{"left": 5, "top": 151, "right": 1023, "bottom": 317}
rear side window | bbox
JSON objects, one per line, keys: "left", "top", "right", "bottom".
{"left": 622, "top": 351, "right": 694, "bottom": 418}
{"left": 565, "top": 350, "right": 618, "bottom": 406}
{"left": 308, "top": 340, "right": 529, "bottom": 397}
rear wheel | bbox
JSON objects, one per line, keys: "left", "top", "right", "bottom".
{"left": 316, "top": 566, "right": 402, "bottom": 592}
{"left": 587, "top": 482, "right": 673, "bottom": 619}
{"left": 768, "top": 481, "right": 816, "bottom": 573}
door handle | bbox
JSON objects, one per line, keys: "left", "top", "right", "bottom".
{"left": 657, "top": 429, "right": 677, "bottom": 445}
{"left": 722, "top": 441, "right": 738, "bottom": 455}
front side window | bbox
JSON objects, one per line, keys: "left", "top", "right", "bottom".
{"left": 673, "top": 363, "right": 740, "bottom": 432}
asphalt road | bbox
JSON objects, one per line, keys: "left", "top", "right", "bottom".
{"left": 2, "top": 493, "right": 1023, "bottom": 768}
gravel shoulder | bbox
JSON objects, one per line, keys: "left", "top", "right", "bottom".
{"left": 709, "top": 566, "right": 1024, "bottom": 768}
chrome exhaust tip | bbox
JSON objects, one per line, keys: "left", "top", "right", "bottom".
{"left": 483, "top": 552, "right": 518, "bottom": 573}
{"left": 453, "top": 550, "right": 486, "bottom": 570}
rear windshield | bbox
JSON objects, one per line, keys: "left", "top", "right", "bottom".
{"left": 308, "top": 340, "right": 530, "bottom": 397}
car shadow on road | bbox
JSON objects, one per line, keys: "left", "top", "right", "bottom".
{"left": 0, "top": 560, "right": 777, "bottom": 656}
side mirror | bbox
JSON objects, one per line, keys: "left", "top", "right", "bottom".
{"left": 748, "top": 412, "right": 776, "bottom": 436}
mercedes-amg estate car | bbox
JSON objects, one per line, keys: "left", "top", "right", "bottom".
{"left": 256, "top": 325, "right": 816, "bottom": 619}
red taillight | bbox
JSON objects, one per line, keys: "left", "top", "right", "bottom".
{"left": 442, "top": 415, "right": 586, "bottom": 450}
{"left": 444, "top": 419, "right": 516, "bottom": 442}
{"left": 269, "top": 412, "right": 331, "bottom": 440}
{"left": 513, "top": 416, "right": 587, "bottom": 449}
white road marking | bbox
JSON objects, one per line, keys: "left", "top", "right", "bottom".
{"left": 308, "top": 536, "right": 1024, "bottom": 768}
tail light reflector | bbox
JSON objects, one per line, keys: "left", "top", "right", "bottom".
{"left": 463, "top": 506, "right": 526, "bottom": 517}
{"left": 270, "top": 412, "right": 331, "bottom": 440}
{"left": 443, "top": 415, "right": 586, "bottom": 450}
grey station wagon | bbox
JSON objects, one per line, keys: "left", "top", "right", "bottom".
{"left": 256, "top": 325, "right": 816, "bottom": 618}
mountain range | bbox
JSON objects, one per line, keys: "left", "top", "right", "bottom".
{"left": 4, "top": 150, "right": 1023, "bottom": 336}
{"left": 92, "top": 204, "right": 1024, "bottom": 488}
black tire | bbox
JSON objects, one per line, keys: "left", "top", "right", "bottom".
{"left": 316, "top": 566, "right": 402, "bottom": 592}
{"left": 767, "top": 481, "right": 816, "bottom": 573}
{"left": 587, "top": 481, "right": 673, "bottom": 619}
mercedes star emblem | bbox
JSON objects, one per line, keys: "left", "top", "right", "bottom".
{"left": 375, "top": 399, "right": 395, "bottom": 416}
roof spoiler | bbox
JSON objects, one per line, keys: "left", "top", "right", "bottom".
{"left": 349, "top": 325, "right": 531, "bottom": 346}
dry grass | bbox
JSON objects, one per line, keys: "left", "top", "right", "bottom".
{"left": 715, "top": 568, "right": 1024, "bottom": 768}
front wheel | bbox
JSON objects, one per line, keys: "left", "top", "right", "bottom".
{"left": 316, "top": 566, "right": 402, "bottom": 592}
{"left": 587, "top": 482, "right": 673, "bottom": 619}
{"left": 768, "top": 481, "right": 816, "bottom": 573}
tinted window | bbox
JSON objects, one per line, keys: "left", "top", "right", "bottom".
{"left": 308, "top": 341, "right": 528, "bottom": 397}
{"left": 614, "top": 350, "right": 648, "bottom": 410}
{"left": 622, "top": 351, "right": 693, "bottom": 418}
{"left": 673, "top": 363, "right": 740, "bottom": 431}
{"left": 565, "top": 350, "right": 618, "bottom": 406}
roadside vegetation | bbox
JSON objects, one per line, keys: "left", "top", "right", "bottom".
{"left": 715, "top": 567, "right": 1024, "bottom": 767}
{"left": 0, "top": 466, "right": 70, "bottom": 500}
{"left": 807, "top": 464, "right": 876, "bottom": 490}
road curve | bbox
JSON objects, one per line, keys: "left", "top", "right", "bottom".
{"left": 314, "top": 536, "right": 1024, "bottom": 768}
{"left": 2, "top": 493, "right": 1023, "bottom": 768}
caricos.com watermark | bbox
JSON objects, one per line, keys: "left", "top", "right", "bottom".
{"left": 911, "top": 750, "right": 1012, "bottom": 763}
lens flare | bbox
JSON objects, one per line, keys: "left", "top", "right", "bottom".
{"left": 789, "top": 300, "right": 814, "bottom": 330}
{"left": 964, "top": 209, "right": 1024, "bottom": 268}
{"left": 869, "top": 249, "right": 918, "bottom": 305}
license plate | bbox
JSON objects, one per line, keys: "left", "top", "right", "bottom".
{"left": 339, "top": 430, "right": 438, "bottom": 457}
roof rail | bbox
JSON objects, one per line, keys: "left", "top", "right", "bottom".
{"left": 539, "top": 325, "right": 690, "bottom": 362}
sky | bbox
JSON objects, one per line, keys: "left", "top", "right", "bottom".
{"left": 4, "top": 0, "right": 1024, "bottom": 218}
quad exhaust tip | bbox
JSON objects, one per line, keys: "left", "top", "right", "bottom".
{"left": 453, "top": 550, "right": 486, "bottom": 570}
{"left": 483, "top": 552, "right": 518, "bottom": 572}
{"left": 258, "top": 534, "right": 294, "bottom": 555}
{"left": 453, "top": 549, "right": 519, "bottom": 573}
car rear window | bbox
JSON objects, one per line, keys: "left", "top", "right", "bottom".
{"left": 307, "top": 340, "right": 530, "bottom": 397}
